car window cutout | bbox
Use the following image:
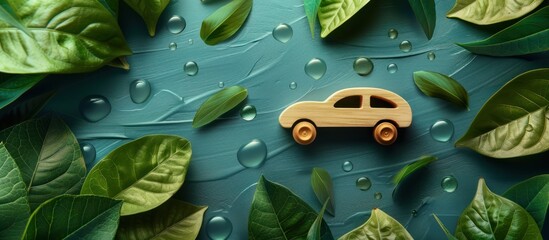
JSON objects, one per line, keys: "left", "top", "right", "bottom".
{"left": 370, "top": 96, "right": 396, "bottom": 108}
{"left": 334, "top": 95, "right": 362, "bottom": 108}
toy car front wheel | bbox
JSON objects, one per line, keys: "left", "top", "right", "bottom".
{"left": 374, "top": 122, "right": 398, "bottom": 145}
{"left": 292, "top": 121, "right": 316, "bottom": 145}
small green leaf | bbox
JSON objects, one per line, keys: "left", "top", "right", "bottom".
{"left": 193, "top": 86, "right": 248, "bottom": 128}
{"left": 457, "top": 6, "right": 549, "bottom": 57}
{"left": 248, "top": 176, "right": 333, "bottom": 239}
{"left": 456, "top": 68, "right": 549, "bottom": 158}
{"left": 503, "top": 174, "right": 549, "bottom": 229}
{"left": 307, "top": 199, "right": 330, "bottom": 240}
{"left": 338, "top": 208, "right": 413, "bottom": 240}
{"left": 318, "top": 0, "right": 372, "bottom": 38}
{"left": 304, "top": 0, "right": 321, "bottom": 37}
{"left": 0, "top": 90, "right": 55, "bottom": 130}
{"left": 21, "top": 195, "right": 122, "bottom": 240}
{"left": 393, "top": 155, "right": 437, "bottom": 186}
{"left": 0, "top": 1, "right": 30, "bottom": 35}
{"left": 455, "top": 179, "right": 542, "bottom": 239}
{"left": 0, "top": 73, "right": 46, "bottom": 110}
{"left": 200, "top": 0, "right": 253, "bottom": 45}
{"left": 413, "top": 71, "right": 469, "bottom": 110}
{"left": 81, "top": 135, "right": 191, "bottom": 216}
{"left": 108, "top": 57, "right": 130, "bottom": 71}
{"left": 432, "top": 214, "right": 458, "bottom": 240}
{"left": 446, "top": 0, "right": 543, "bottom": 25}
{"left": 117, "top": 199, "right": 207, "bottom": 240}
{"left": 311, "top": 167, "right": 335, "bottom": 216}
{"left": 407, "top": 0, "right": 436, "bottom": 39}
{"left": 123, "top": 0, "right": 170, "bottom": 37}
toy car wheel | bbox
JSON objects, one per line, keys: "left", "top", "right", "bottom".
{"left": 292, "top": 121, "right": 317, "bottom": 145}
{"left": 374, "top": 122, "right": 398, "bottom": 145}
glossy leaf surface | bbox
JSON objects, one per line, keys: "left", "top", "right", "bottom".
{"left": 123, "top": 0, "right": 170, "bottom": 37}
{"left": 311, "top": 167, "right": 335, "bottom": 216}
{"left": 446, "top": 0, "right": 543, "bottom": 25}
{"left": 0, "top": 73, "right": 46, "bottom": 110}
{"left": 193, "top": 86, "right": 248, "bottom": 128}
{"left": 318, "top": 0, "right": 372, "bottom": 38}
{"left": 200, "top": 0, "right": 252, "bottom": 45}
{"left": 414, "top": 71, "right": 469, "bottom": 109}
{"left": 0, "top": 1, "right": 29, "bottom": 35}
{"left": 304, "top": 0, "right": 321, "bottom": 37}
{"left": 338, "top": 208, "right": 413, "bottom": 240}
{"left": 407, "top": 0, "right": 436, "bottom": 39}
{"left": 503, "top": 174, "right": 549, "bottom": 229}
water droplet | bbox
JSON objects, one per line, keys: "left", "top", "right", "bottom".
{"left": 411, "top": 209, "right": 418, "bottom": 217}
{"left": 427, "top": 51, "right": 436, "bottom": 61}
{"left": 441, "top": 176, "right": 458, "bottom": 193}
{"left": 526, "top": 124, "right": 534, "bottom": 132}
{"left": 218, "top": 81, "right": 225, "bottom": 88}
{"left": 184, "top": 61, "right": 199, "bottom": 76}
{"left": 388, "top": 28, "right": 398, "bottom": 39}
{"left": 430, "top": 120, "right": 454, "bottom": 142}
{"left": 240, "top": 105, "right": 257, "bottom": 121}
{"left": 167, "top": 15, "right": 186, "bottom": 34}
{"left": 237, "top": 139, "right": 267, "bottom": 168}
{"left": 188, "top": 39, "right": 193, "bottom": 45}
{"left": 130, "top": 79, "right": 151, "bottom": 104}
{"left": 80, "top": 143, "right": 96, "bottom": 165}
{"left": 207, "top": 216, "right": 232, "bottom": 240}
{"left": 305, "top": 58, "right": 326, "bottom": 80}
{"left": 387, "top": 63, "right": 398, "bottom": 74}
{"left": 80, "top": 95, "right": 111, "bottom": 122}
{"left": 289, "top": 82, "right": 297, "bottom": 90}
{"left": 342, "top": 161, "right": 353, "bottom": 172}
{"left": 353, "top": 57, "right": 374, "bottom": 76}
{"left": 399, "top": 40, "right": 412, "bottom": 52}
{"left": 169, "top": 42, "right": 177, "bottom": 51}
{"left": 374, "top": 192, "right": 382, "bottom": 200}
{"left": 356, "top": 177, "right": 372, "bottom": 191}
{"left": 272, "top": 23, "right": 293, "bottom": 43}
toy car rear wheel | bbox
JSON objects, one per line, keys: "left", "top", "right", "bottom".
{"left": 374, "top": 122, "right": 397, "bottom": 145}
{"left": 292, "top": 121, "right": 316, "bottom": 145}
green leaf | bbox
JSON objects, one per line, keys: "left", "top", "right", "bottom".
{"left": 108, "top": 57, "right": 130, "bottom": 71}
{"left": 123, "top": 0, "right": 170, "bottom": 37}
{"left": 0, "top": 116, "right": 86, "bottom": 210}
{"left": 21, "top": 195, "right": 122, "bottom": 240}
{"left": 304, "top": 0, "right": 321, "bottom": 37}
{"left": 0, "top": 1, "right": 30, "bottom": 35}
{"left": 393, "top": 155, "right": 437, "bottom": 186}
{"left": 456, "top": 6, "right": 549, "bottom": 57}
{"left": 456, "top": 68, "right": 549, "bottom": 158}
{"left": 455, "top": 179, "right": 542, "bottom": 240}
{"left": 311, "top": 167, "right": 335, "bottom": 216}
{"left": 249, "top": 176, "right": 333, "bottom": 239}
{"left": 407, "top": 0, "right": 436, "bottom": 39}
{"left": 446, "top": 0, "right": 543, "bottom": 25}
{"left": 193, "top": 86, "right": 248, "bottom": 128}
{"left": 98, "top": 0, "right": 119, "bottom": 16}
{"left": 200, "top": 0, "right": 253, "bottom": 45}
{"left": 81, "top": 135, "right": 192, "bottom": 216}
{"left": 117, "top": 199, "right": 207, "bottom": 240}
{"left": 413, "top": 71, "right": 469, "bottom": 110}
{"left": 338, "top": 208, "right": 413, "bottom": 240}
{"left": 0, "top": 0, "right": 132, "bottom": 74}
{"left": 0, "top": 90, "right": 55, "bottom": 130}
{"left": 432, "top": 214, "right": 458, "bottom": 240}
{"left": 0, "top": 143, "right": 30, "bottom": 239}
{"left": 0, "top": 73, "right": 46, "bottom": 110}
{"left": 307, "top": 199, "right": 330, "bottom": 240}
{"left": 318, "top": 0, "right": 372, "bottom": 38}
{"left": 503, "top": 174, "right": 549, "bottom": 229}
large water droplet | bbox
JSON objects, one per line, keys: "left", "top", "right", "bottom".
{"left": 218, "top": 81, "right": 225, "bottom": 88}
{"left": 430, "top": 120, "right": 454, "bottom": 142}
{"left": 207, "top": 216, "right": 232, "bottom": 240}
{"left": 237, "top": 139, "right": 267, "bottom": 168}
{"left": 80, "top": 143, "right": 96, "bottom": 165}
{"left": 388, "top": 28, "right": 398, "bottom": 39}
{"left": 80, "top": 96, "right": 111, "bottom": 122}
{"left": 305, "top": 58, "right": 327, "bottom": 80}
{"left": 356, "top": 177, "right": 372, "bottom": 191}
{"left": 526, "top": 124, "right": 534, "bottom": 132}
{"left": 353, "top": 57, "right": 373, "bottom": 76}
{"left": 130, "top": 79, "right": 151, "bottom": 104}
{"left": 427, "top": 51, "right": 436, "bottom": 61}
{"left": 399, "top": 40, "right": 412, "bottom": 52}
{"left": 167, "top": 15, "right": 186, "bottom": 34}
{"left": 273, "top": 23, "right": 293, "bottom": 43}
{"left": 374, "top": 192, "right": 383, "bottom": 200}
{"left": 184, "top": 61, "right": 199, "bottom": 76}
{"left": 289, "top": 82, "right": 297, "bottom": 90}
{"left": 387, "top": 63, "right": 398, "bottom": 74}
{"left": 441, "top": 176, "right": 458, "bottom": 193}
{"left": 240, "top": 105, "right": 257, "bottom": 121}
{"left": 342, "top": 161, "right": 353, "bottom": 172}
{"left": 169, "top": 42, "right": 177, "bottom": 51}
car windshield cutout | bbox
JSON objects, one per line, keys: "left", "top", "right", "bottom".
{"left": 334, "top": 95, "right": 362, "bottom": 108}
{"left": 370, "top": 96, "right": 396, "bottom": 108}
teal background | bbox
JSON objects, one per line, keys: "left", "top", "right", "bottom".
{"left": 40, "top": 0, "right": 548, "bottom": 239}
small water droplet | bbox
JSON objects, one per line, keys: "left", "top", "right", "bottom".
{"left": 526, "top": 124, "right": 534, "bottom": 132}
{"left": 387, "top": 63, "right": 398, "bottom": 74}
{"left": 237, "top": 139, "right": 267, "bottom": 168}
{"left": 207, "top": 216, "right": 232, "bottom": 240}
{"left": 411, "top": 209, "right": 418, "bottom": 217}
{"left": 80, "top": 95, "right": 111, "bottom": 122}
{"left": 430, "top": 120, "right": 454, "bottom": 142}
{"left": 388, "top": 28, "right": 398, "bottom": 39}
{"left": 342, "top": 161, "right": 353, "bottom": 172}
{"left": 169, "top": 42, "right": 177, "bottom": 51}
{"left": 167, "top": 15, "right": 186, "bottom": 34}
{"left": 218, "top": 81, "right": 225, "bottom": 88}
{"left": 441, "top": 176, "right": 458, "bottom": 193}
{"left": 240, "top": 105, "right": 257, "bottom": 121}
{"left": 188, "top": 39, "right": 193, "bottom": 45}
{"left": 289, "top": 82, "right": 297, "bottom": 90}
{"left": 184, "top": 61, "right": 199, "bottom": 76}
{"left": 399, "top": 40, "right": 412, "bottom": 52}
{"left": 305, "top": 58, "right": 327, "bottom": 80}
{"left": 356, "top": 177, "right": 372, "bottom": 191}
{"left": 427, "top": 51, "right": 436, "bottom": 61}
{"left": 80, "top": 143, "right": 96, "bottom": 165}
{"left": 353, "top": 57, "right": 374, "bottom": 76}
{"left": 130, "top": 79, "right": 151, "bottom": 104}
{"left": 374, "top": 192, "right": 383, "bottom": 200}
{"left": 273, "top": 23, "right": 293, "bottom": 43}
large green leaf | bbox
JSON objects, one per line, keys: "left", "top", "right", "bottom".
{"left": 81, "top": 135, "right": 192, "bottom": 216}
{"left": 117, "top": 199, "right": 207, "bottom": 240}
{"left": 446, "top": 0, "right": 543, "bottom": 25}
{"left": 21, "top": 195, "right": 122, "bottom": 240}
{"left": 407, "top": 0, "right": 436, "bottom": 39}
{"left": 0, "top": 143, "right": 30, "bottom": 239}
{"left": 318, "top": 0, "right": 372, "bottom": 38}
{"left": 0, "top": 1, "right": 29, "bottom": 35}
{"left": 0, "top": 0, "right": 132, "bottom": 74}
{"left": 123, "top": 0, "right": 170, "bottom": 37}
{"left": 311, "top": 167, "right": 335, "bottom": 216}
{"left": 0, "top": 117, "right": 86, "bottom": 210}
{"left": 99, "top": 0, "right": 119, "bottom": 16}
{"left": 456, "top": 68, "right": 549, "bottom": 158}
{"left": 0, "top": 90, "right": 55, "bottom": 130}
{"left": 193, "top": 86, "right": 248, "bottom": 128}
{"left": 503, "top": 174, "right": 549, "bottom": 229}
{"left": 304, "top": 0, "right": 321, "bottom": 37}
{"left": 0, "top": 73, "right": 46, "bottom": 110}
{"left": 200, "top": 0, "right": 253, "bottom": 45}
{"left": 413, "top": 71, "right": 469, "bottom": 110}
{"left": 455, "top": 179, "right": 542, "bottom": 239}
{"left": 307, "top": 199, "right": 330, "bottom": 240}
{"left": 249, "top": 176, "right": 333, "bottom": 239}
{"left": 338, "top": 208, "right": 413, "bottom": 240}
{"left": 457, "top": 6, "right": 549, "bottom": 57}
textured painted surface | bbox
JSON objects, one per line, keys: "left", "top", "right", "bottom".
{"left": 44, "top": 0, "right": 548, "bottom": 239}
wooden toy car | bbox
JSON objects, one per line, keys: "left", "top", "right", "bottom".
{"left": 279, "top": 88, "right": 412, "bottom": 145}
